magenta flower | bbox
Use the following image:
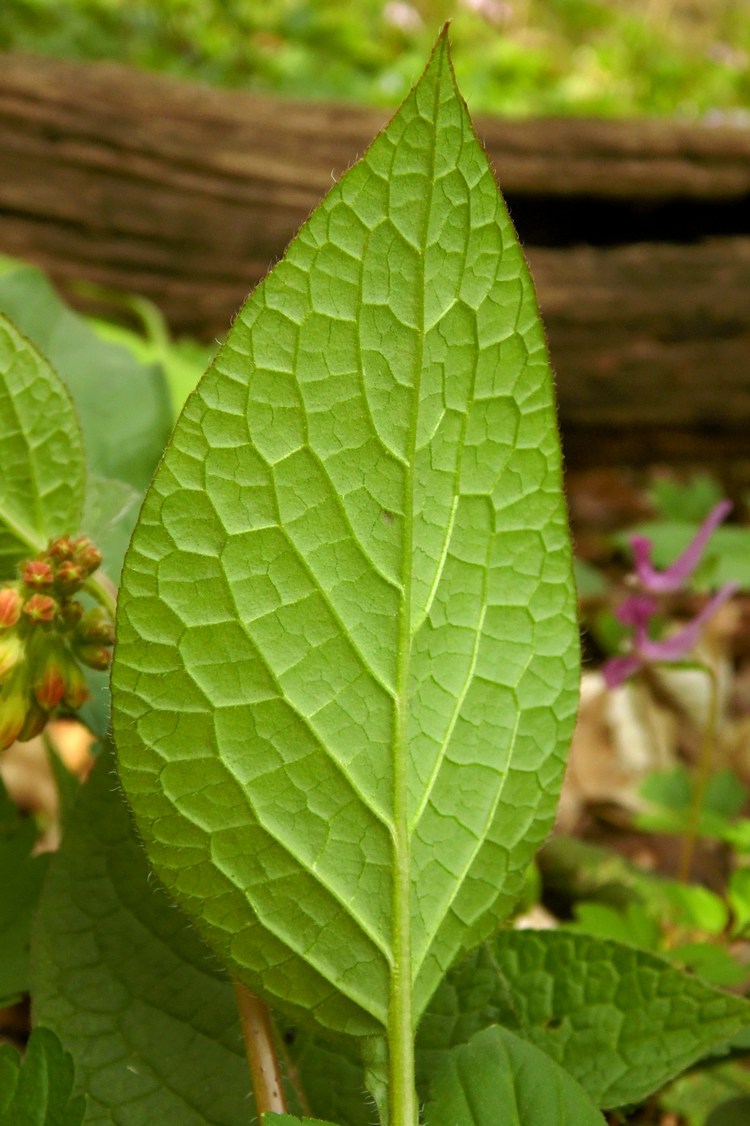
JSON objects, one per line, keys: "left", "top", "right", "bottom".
{"left": 603, "top": 583, "right": 739, "bottom": 689}
{"left": 629, "top": 499, "right": 732, "bottom": 593}
{"left": 603, "top": 499, "right": 739, "bottom": 689}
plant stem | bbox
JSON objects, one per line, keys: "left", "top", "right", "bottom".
{"left": 84, "top": 572, "right": 118, "bottom": 619}
{"left": 233, "top": 981, "right": 286, "bottom": 1117}
{"left": 678, "top": 664, "right": 719, "bottom": 883}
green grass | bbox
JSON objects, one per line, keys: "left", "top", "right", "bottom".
{"left": 2, "top": 0, "right": 749, "bottom": 117}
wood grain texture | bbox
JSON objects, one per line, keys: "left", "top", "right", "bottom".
{"left": 1, "top": 52, "right": 749, "bottom": 468}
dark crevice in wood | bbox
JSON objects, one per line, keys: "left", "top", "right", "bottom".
{"left": 506, "top": 192, "right": 750, "bottom": 248}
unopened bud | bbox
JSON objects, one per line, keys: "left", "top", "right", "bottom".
{"left": 59, "top": 599, "right": 84, "bottom": 629}
{"left": 76, "top": 644, "right": 111, "bottom": 671}
{"left": 72, "top": 538, "right": 103, "bottom": 576}
{"left": 0, "top": 633, "right": 24, "bottom": 682}
{"left": 23, "top": 594, "right": 57, "bottom": 623}
{"left": 18, "top": 698, "right": 48, "bottom": 743}
{"left": 63, "top": 661, "right": 89, "bottom": 710}
{"left": 0, "top": 586, "right": 22, "bottom": 629}
{"left": 56, "top": 561, "right": 85, "bottom": 589}
{"left": 22, "top": 560, "right": 54, "bottom": 587}
{"left": 76, "top": 607, "right": 115, "bottom": 646}
{"left": 0, "top": 674, "right": 29, "bottom": 749}
{"left": 47, "top": 536, "right": 76, "bottom": 562}
{"left": 33, "top": 644, "right": 67, "bottom": 710}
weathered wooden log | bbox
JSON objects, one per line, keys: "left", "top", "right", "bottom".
{"left": 1, "top": 52, "right": 749, "bottom": 469}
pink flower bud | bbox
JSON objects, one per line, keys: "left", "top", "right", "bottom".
{"left": 0, "top": 586, "right": 22, "bottom": 629}
{"left": 22, "top": 560, "right": 55, "bottom": 587}
{"left": 33, "top": 648, "right": 67, "bottom": 710}
{"left": 23, "top": 594, "right": 57, "bottom": 623}
{"left": 72, "top": 538, "right": 103, "bottom": 576}
{"left": 76, "top": 644, "right": 112, "bottom": 671}
{"left": 0, "top": 633, "right": 24, "bottom": 683}
{"left": 47, "top": 536, "right": 76, "bottom": 562}
{"left": 56, "top": 561, "right": 85, "bottom": 589}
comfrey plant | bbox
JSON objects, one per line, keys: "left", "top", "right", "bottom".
{"left": 2, "top": 29, "right": 750, "bottom": 1126}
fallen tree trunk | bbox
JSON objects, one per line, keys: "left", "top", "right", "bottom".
{"left": 1, "top": 52, "right": 749, "bottom": 470}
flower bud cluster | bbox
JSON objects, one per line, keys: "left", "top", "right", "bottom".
{"left": 0, "top": 536, "right": 113, "bottom": 749}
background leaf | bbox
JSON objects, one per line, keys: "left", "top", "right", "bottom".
{"left": 264, "top": 1118, "right": 341, "bottom": 1126}
{"left": 30, "top": 745, "right": 368, "bottom": 1125}
{"left": 113, "top": 31, "right": 579, "bottom": 1045}
{"left": 30, "top": 746, "right": 258, "bottom": 1126}
{"left": 0, "top": 1028, "right": 85, "bottom": 1126}
{"left": 0, "top": 262, "right": 172, "bottom": 493}
{"left": 416, "top": 929, "right": 750, "bottom": 1109}
{"left": 0, "top": 313, "right": 86, "bottom": 574}
{"left": 0, "top": 775, "right": 49, "bottom": 1005}
{"left": 424, "top": 1025, "right": 605, "bottom": 1125}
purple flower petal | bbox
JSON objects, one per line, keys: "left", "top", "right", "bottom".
{"left": 631, "top": 499, "right": 732, "bottom": 593}
{"left": 638, "top": 582, "right": 739, "bottom": 662}
{"left": 616, "top": 593, "right": 658, "bottom": 629}
{"left": 602, "top": 653, "right": 643, "bottom": 689}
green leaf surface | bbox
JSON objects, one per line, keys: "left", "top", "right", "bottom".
{"left": 0, "top": 774, "right": 49, "bottom": 1005}
{"left": 416, "top": 929, "right": 750, "bottom": 1109}
{"left": 30, "top": 747, "right": 257, "bottom": 1126}
{"left": 264, "top": 1117, "right": 341, "bottom": 1126}
{"left": 287, "top": 1033, "right": 370, "bottom": 1126}
{"left": 0, "top": 1028, "right": 85, "bottom": 1126}
{"left": 424, "top": 1025, "right": 604, "bottom": 1126}
{"left": 0, "top": 313, "right": 86, "bottom": 574}
{"left": 81, "top": 474, "right": 141, "bottom": 587}
{"left": 112, "top": 27, "right": 579, "bottom": 1054}
{"left": 0, "top": 264, "right": 172, "bottom": 492}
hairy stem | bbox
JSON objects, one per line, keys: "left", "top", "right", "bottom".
{"left": 233, "top": 981, "right": 286, "bottom": 1117}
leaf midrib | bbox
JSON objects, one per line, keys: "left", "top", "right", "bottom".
{"left": 389, "top": 49, "right": 445, "bottom": 1119}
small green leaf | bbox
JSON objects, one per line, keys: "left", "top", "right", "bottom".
{"left": 667, "top": 943, "right": 747, "bottom": 988}
{"left": 0, "top": 314, "right": 85, "bottom": 574}
{"left": 0, "top": 1028, "right": 85, "bottom": 1126}
{"left": 568, "top": 900, "right": 661, "bottom": 950}
{"left": 287, "top": 1033, "right": 370, "bottom": 1126}
{"left": 424, "top": 1025, "right": 605, "bottom": 1126}
{"left": 0, "top": 775, "right": 49, "bottom": 1005}
{"left": 728, "top": 868, "right": 750, "bottom": 936}
{"left": 0, "top": 263, "right": 172, "bottom": 492}
{"left": 112, "top": 28, "right": 579, "bottom": 1076}
{"left": 416, "top": 929, "right": 750, "bottom": 1109}
{"left": 30, "top": 746, "right": 257, "bottom": 1126}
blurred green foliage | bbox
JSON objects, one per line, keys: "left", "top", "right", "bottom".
{"left": 2, "top": 0, "right": 749, "bottom": 117}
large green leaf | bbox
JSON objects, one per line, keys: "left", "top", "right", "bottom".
{"left": 424, "top": 1025, "right": 605, "bottom": 1125}
{"left": 0, "top": 1028, "right": 85, "bottom": 1126}
{"left": 0, "top": 263, "right": 172, "bottom": 493}
{"left": 113, "top": 24, "right": 578, "bottom": 1071}
{"left": 30, "top": 747, "right": 257, "bottom": 1126}
{"left": 0, "top": 314, "right": 86, "bottom": 574}
{"left": 417, "top": 930, "right": 750, "bottom": 1109}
